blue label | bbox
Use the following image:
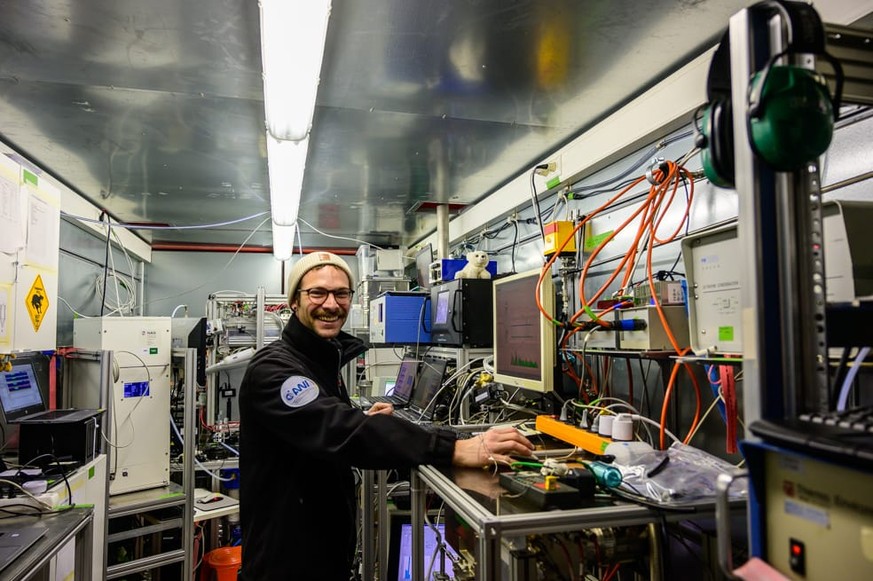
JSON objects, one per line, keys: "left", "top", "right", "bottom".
{"left": 124, "top": 381, "right": 150, "bottom": 398}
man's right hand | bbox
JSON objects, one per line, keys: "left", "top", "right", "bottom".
{"left": 452, "top": 426, "right": 534, "bottom": 468}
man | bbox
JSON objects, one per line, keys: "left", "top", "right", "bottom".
{"left": 239, "top": 251, "right": 533, "bottom": 580}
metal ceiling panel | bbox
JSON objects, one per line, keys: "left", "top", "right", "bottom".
{"left": 0, "top": 0, "right": 755, "bottom": 251}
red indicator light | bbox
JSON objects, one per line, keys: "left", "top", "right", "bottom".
{"left": 792, "top": 544, "right": 802, "bottom": 556}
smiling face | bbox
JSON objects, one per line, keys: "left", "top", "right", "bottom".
{"left": 291, "top": 265, "right": 352, "bottom": 339}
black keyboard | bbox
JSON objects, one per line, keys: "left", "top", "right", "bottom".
{"left": 366, "top": 395, "right": 396, "bottom": 404}
{"left": 396, "top": 414, "right": 477, "bottom": 440}
{"left": 799, "top": 408, "right": 873, "bottom": 432}
{"left": 395, "top": 408, "right": 429, "bottom": 423}
{"left": 422, "top": 423, "right": 477, "bottom": 440}
{"left": 751, "top": 411, "right": 873, "bottom": 469}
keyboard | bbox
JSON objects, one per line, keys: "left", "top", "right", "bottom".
{"left": 799, "top": 408, "right": 873, "bottom": 432}
{"left": 427, "top": 424, "right": 476, "bottom": 440}
{"left": 394, "top": 408, "right": 429, "bottom": 423}
{"left": 365, "top": 395, "right": 402, "bottom": 405}
{"left": 750, "top": 409, "right": 873, "bottom": 469}
{"left": 397, "top": 415, "right": 477, "bottom": 440}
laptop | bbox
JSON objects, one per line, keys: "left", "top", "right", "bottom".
{"left": 0, "top": 359, "right": 102, "bottom": 424}
{"left": 363, "top": 356, "right": 420, "bottom": 409}
{"left": 0, "top": 525, "right": 47, "bottom": 573}
{"left": 396, "top": 357, "right": 449, "bottom": 423}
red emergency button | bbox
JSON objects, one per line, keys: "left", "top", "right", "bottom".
{"left": 789, "top": 538, "right": 806, "bottom": 576}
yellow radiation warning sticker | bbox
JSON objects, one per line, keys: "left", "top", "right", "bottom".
{"left": 25, "top": 274, "right": 49, "bottom": 332}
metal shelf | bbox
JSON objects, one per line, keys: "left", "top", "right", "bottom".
{"left": 108, "top": 482, "right": 186, "bottom": 518}
{"left": 105, "top": 349, "right": 197, "bottom": 579}
{"left": 106, "top": 550, "right": 186, "bottom": 580}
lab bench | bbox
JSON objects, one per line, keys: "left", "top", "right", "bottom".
{"left": 408, "top": 463, "right": 747, "bottom": 580}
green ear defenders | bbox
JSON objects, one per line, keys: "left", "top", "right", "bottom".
{"left": 746, "top": 1, "right": 844, "bottom": 171}
{"left": 747, "top": 65, "right": 834, "bottom": 170}
{"left": 694, "top": 100, "right": 735, "bottom": 188}
{"left": 695, "top": 28, "right": 735, "bottom": 188}
{"left": 696, "top": 1, "right": 844, "bottom": 187}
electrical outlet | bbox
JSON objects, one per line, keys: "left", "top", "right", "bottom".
{"left": 534, "top": 154, "right": 561, "bottom": 177}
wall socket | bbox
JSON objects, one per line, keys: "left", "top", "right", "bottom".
{"left": 535, "top": 154, "right": 562, "bottom": 178}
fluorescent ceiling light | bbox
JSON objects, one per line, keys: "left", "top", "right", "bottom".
{"left": 259, "top": 0, "right": 332, "bottom": 141}
{"left": 272, "top": 222, "right": 296, "bottom": 261}
{"left": 266, "top": 133, "right": 308, "bottom": 226}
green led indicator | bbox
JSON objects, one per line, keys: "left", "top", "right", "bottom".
{"left": 718, "top": 327, "right": 734, "bottom": 342}
{"left": 150, "top": 347, "right": 158, "bottom": 354}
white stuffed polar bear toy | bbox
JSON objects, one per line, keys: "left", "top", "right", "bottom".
{"left": 454, "top": 250, "right": 491, "bottom": 279}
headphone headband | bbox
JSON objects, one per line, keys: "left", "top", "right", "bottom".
{"left": 747, "top": 0, "right": 842, "bottom": 120}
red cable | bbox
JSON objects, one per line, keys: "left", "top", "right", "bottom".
{"left": 721, "top": 365, "right": 738, "bottom": 454}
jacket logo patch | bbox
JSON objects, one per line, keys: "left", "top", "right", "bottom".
{"left": 280, "top": 376, "right": 319, "bottom": 408}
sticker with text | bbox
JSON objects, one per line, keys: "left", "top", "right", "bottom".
{"left": 280, "top": 376, "right": 319, "bottom": 408}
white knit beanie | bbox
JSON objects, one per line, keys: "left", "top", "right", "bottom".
{"left": 287, "top": 252, "right": 354, "bottom": 306}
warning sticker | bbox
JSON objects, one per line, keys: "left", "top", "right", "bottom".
{"left": 25, "top": 274, "right": 49, "bottom": 332}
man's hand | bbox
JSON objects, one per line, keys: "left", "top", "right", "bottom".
{"left": 366, "top": 402, "right": 394, "bottom": 416}
{"left": 452, "top": 426, "right": 534, "bottom": 468}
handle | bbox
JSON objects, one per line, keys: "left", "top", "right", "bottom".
{"left": 716, "top": 470, "right": 748, "bottom": 580}
{"left": 421, "top": 295, "right": 432, "bottom": 333}
{"left": 451, "top": 289, "right": 463, "bottom": 333}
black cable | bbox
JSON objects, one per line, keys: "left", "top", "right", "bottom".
{"left": 49, "top": 438, "right": 74, "bottom": 506}
{"left": 638, "top": 358, "right": 652, "bottom": 417}
{"left": 23, "top": 449, "right": 74, "bottom": 506}
{"left": 530, "top": 169, "right": 546, "bottom": 240}
{"left": 666, "top": 174, "right": 692, "bottom": 275}
{"left": 607, "top": 486, "right": 697, "bottom": 513}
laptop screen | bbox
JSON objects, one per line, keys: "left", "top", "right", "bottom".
{"left": 390, "top": 357, "right": 419, "bottom": 402}
{"left": 0, "top": 361, "right": 47, "bottom": 423}
{"left": 393, "top": 522, "right": 457, "bottom": 580}
{"left": 409, "top": 358, "right": 448, "bottom": 416}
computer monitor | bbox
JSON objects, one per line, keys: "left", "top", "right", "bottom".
{"left": 414, "top": 244, "right": 434, "bottom": 290}
{"left": 409, "top": 357, "right": 449, "bottom": 414}
{"left": 434, "top": 288, "right": 451, "bottom": 326}
{"left": 389, "top": 356, "right": 419, "bottom": 401}
{"left": 492, "top": 269, "right": 556, "bottom": 393}
{"left": 389, "top": 520, "right": 459, "bottom": 581}
{"left": 0, "top": 360, "right": 47, "bottom": 423}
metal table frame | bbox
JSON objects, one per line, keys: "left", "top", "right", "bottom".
{"left": 412, "top": 464, "right": 743, "bottom": 580}
{"left": 2, "top": 507, "right": 94, "bottom": 581}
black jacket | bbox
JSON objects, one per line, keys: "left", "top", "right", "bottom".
{"left": 238, "top": 315, "right": 457, "bottom": 581}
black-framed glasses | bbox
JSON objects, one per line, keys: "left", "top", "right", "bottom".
{"left": 297, "top": 287, "right": 354, "bottom": 304}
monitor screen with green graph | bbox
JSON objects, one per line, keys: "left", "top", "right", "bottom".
{"left": 492, "top": 269, "right": 556, "bottom": 393}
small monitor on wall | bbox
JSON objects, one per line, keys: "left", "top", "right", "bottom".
{"left": 492, "top": 269, "right": 556, "bottom": 393}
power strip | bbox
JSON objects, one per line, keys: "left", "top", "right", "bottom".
{"left": 535, "top": 415, "right": 612, "bottom": 455}
{"left": 0, "top": 491, "right": 60, "bottom": 510}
